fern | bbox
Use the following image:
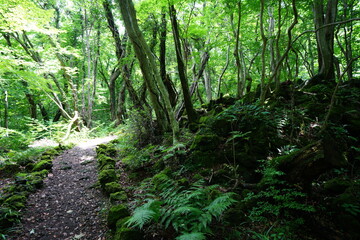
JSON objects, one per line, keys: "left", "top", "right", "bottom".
{"left": 128, "top": 178, "right": 237, "bottom": 238}
{"left": 126, "top": 199, "right": 162, "bottom": 229}
{"left": 176, "top": 232, "right": 206, "bottom": 240}
{"left": 205, "top": 193, "right": 237, "bottom": 218}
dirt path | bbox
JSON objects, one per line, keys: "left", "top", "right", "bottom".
{"left": 12, "top": 136, "right": 117, "bottom": 240}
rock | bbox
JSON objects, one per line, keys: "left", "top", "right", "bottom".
{"left": 0, "top": 163, "right": 21, "bottom": 177}
{"left": 190, "top": 134, "right": 221, "bottom": 152}
{"left": 96, "top": 144, "right": 117, "bottom": 157}
{"left": 324, "top": 177, "right": 351, "bottom": 195}
{"left": 113, "top": 217, "right": 143, "bottom": 240}
{"left": 107, "top": 204, "right": 130, "bottom": 229}
{"left": 110, "top": 191, "right": 128, "bottom": 202}
{"left": 98, "top": 169, "right": 117, "bottom": 187}
{"left": 4, "top": 194, "right": 27, "bottom": 210}
{"left": 42, "top": 148, "right": 59, "bottom": 156}
{"left": 0, "top": 206, "right": 20, "bottom": 230}
{"left": 32, "top": 160, "right": 53, "bottom": 172}
{"left": 104, "top": 182, "right": 122, "bottom": 195}
{"left": 97, "top": 155, "right": 116, "bottom": 170}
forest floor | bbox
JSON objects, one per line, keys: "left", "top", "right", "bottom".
{"left": 12, "top": 136, "right": 117, "bottom": 240}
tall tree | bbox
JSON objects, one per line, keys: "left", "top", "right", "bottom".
{"left": 169, "top": 4, "right": 198, "bottom": 124}
{"left": 312, "top": 0, "right": 338, "bottom": 83}
{"left": 117, "top": 0, "right": 179, "bottom": 142}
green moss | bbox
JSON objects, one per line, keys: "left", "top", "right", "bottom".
{"left": 96, "top": 144, "right": 117, "bottom": 157}
{"left": 178, "top": 178, "right": 189, "bottom": 187}
{"left": 32, "top": 169, "right": 49, "bottom": 178}
{"left": 98, "top": 169, "right": 117, "bottom": 187}
{"left": 42, "top": 148, "right": 59, "bottom": 156}
{"left": 4, "top": 194, "right": 27, "bottom": 210}
{"left": 114, "top": 216, "right": 143, "bottom": 239}
{"left": 0, "top": 163, "right": 21, "bottom": 177}
{"left": 110, "top": 191, "right": 128, "bottom": 202}
{"left": 32, "top": 160, "right": 52, "bottom": 172}
{"left": 40, "top": 155, "right": 53, "bottom": 160}
{"left": 116, "top": 216, "right": 131, "bottom": 228}
{"left": 97, "top": 154, "right": 115, "bottom": 170}
{"left": 324, "top": 177, "right": 351, "bottom": 195}
{"left": 190, "top": 134, "right": 221, "bottom": 151}
{"left": 114, "top": 227, "right": 143, "bottom": 240}
{"left": 189, "top": 151, "right": 218, "bottom": 167}
{"left": 104, "top": 182, "right": 122, "bottom": 194}
{"left": 0, "top": 206, "right": 20, "bottom": 230}
{"left": 107, "top": 204, "right": 130, "bottom": 229}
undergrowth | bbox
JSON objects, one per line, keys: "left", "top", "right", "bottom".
{"left": 127, "top": 175, "right": 236, "bottom": 239}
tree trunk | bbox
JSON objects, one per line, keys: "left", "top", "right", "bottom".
{"left": 176, "top": 52, "right": 209, "bottom": 120}
{"left": 21, "top": 81, "right": 37, "bottom": 119}
{"left": 169, "top": 4, "right": 198, "bottom": 124}
{"left": 159, "top": 10, "right": 177, "bottom": 107}
{"left": 116, "top": 80, "right": 127, "bottom": 125}
{"left": 217, "top": 45, "right": 230, "bottom": 98}
{"left": 259, "top": 0, "right": 268, "bottom": 103}
{"left": 204, "top": 67, "right": 212, "bottom": 102}
{"left": 232, "top": 1, "right": 244, "bottom": 98}
{"left": 4, "top": 90, "right": 8, "bottom": 129}
{"left": 312, "top": 0, "right": 338, "bottom": 83}
{"left": 117, "top": 0, "right": 179, "bottom": 142}
{"left": 108, "top": 68, "right": 121, "bottom": 121}
{"left": 38, "top": 103, "right": 50, "bottom": 121}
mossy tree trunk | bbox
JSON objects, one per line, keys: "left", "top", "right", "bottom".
{"left": 117, "top": 0, "right": 179, "bottom": 142}
{"left": 313, "top": 0, "right": 338, "bottom": 82}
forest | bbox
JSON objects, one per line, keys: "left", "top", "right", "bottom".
{"left": 0, "top": 0, "right": 359, "bottom": 239}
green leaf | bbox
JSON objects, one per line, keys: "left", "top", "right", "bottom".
{"left": 176, "top": 232, "right": 206, "bottom": 240}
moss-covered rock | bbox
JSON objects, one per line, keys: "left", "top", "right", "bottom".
{"left": 113, "top": 216, "right": 143, "bottom": 240}
{"left": 0, "top": 206, "right": 20, "bottom": 230}
{"left": 190, "top": 134, "right": 221, "bottom": 152}
{"left": 0, "top": 163, "right": 21, "bottom": 177}
{"left": 114, "top": 227, "right": 143, "bottom": 240}
{"left": 189, "top": 150, "right": 218, "bottom": 167}
{"left": 4, "top": 193, "right": 27, "bottom": 210}
{"left": 96, "top": 144, "right": 117, "bottom": 157}
{"left": 98, "top": 169, "right": 117, "bottom": 187}
{"left": 107, "top": 204, "right": 130, "bottom": 229}
{"left": 104, "top": 182, "right": 122, "bottom": 194}
{"left": 324, "top": 177, "right": 351, "bottom": 195}
{"left": 32, "top": 169, "right": 49, "bottom": 178}
{"left": 110, "top": 191, "right": 128, "bottom": 202}
{"left": 40, "top": 155, "right": 53, "bottom": 160}
{"left": 32, "top": 160, "right": 52, "bottom": 172}
{"left": 97, "top": 154, "right": 116, "bottom": 170}
{"left": 42, "top": 148, "right": 59, "bottom": 157}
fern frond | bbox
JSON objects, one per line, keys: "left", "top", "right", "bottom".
{"left": 173, "top": 206, "right": 202, "bottom": 216}
{"left": 126, "top": 209, "right": 155, "bottom": 229}
{"left": 126, "top": 199, "right": 162, "bottom": 229}
{"left": 205, "top": 193, "right": 237, "bottom": 218}
{"left": 176, "top": 232, "right": 206, "bottom": 240}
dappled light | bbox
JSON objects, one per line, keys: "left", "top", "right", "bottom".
{"left": 1, "top": 0, "right": 359, "bottom": 239}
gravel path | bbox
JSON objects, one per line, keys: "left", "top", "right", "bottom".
{"left": 12, "top": 136, "right": 117, "bottom": 240}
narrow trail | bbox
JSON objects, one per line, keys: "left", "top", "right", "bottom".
{"left": 13, "top": 136, "right": 117, "bottom": 240}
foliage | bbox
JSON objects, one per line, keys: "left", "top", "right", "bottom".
{"left": 124, "top": 109, "right": 159, "bottom": 147}
{"left": 243, "top": 161, "right": 315, "bottom": 236}
{"left": 0, "top": 127, "right": 29, "bottom": 152}
{"left": 127, "top": 177, "right": 236, "bottom": 239}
